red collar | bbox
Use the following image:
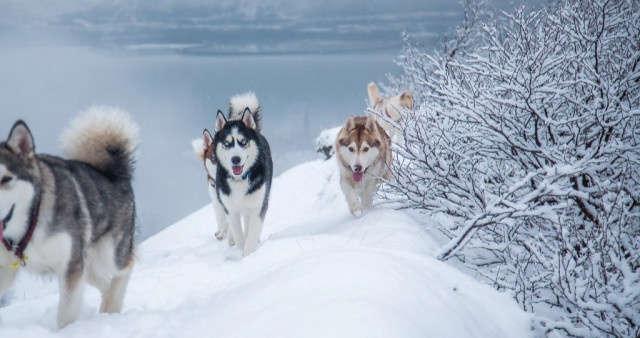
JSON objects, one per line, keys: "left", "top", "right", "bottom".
{"left": 1, "top": 198, "right": 41, "bottom": 262}
{"left": 385, "top": 107, "right": 392, "bottom": 119}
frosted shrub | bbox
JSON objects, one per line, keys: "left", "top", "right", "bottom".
{"left": 382, "top": 1, "right": 640, "bottom": 336}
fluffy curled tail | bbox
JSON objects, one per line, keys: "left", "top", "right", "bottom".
{"left": 60, "top": 106, "right": 139, "bottom": 180}
{"left": 191, "top": 138, "right": 205, "bottom": 163}
{"left": 229, "top": 92, "right": 262, "bottom": 132}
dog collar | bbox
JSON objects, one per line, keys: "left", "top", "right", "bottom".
{"left": 242, "top": 171, "right": 252, "bottom": 181}
{"left": 1, "top": 197, "right": 41, "bottom": 268}
{"left": 385, "top": 107, "right": 392, "bottom": 119}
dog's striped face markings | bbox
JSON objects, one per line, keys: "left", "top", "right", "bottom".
{"left": 216, "top": 127, "right": 258, "bottom": 178}
{"left": 0, "top": 161, "right": 36, "bottom": 239}
{"left": 339, "top": 139, "right": 381, "bottom": 182}
{"left": 221, "top": 135, "right": 250, "bottom": 149}
{"left": 0, "top": 165, "right": 15, "bottom": 188}
{"left": 337, "top": 115, "right": 383, "bottom": 183}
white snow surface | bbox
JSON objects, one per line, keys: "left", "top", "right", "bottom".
{"left": 1, "top": 158, "right": 532, "bottom": 337}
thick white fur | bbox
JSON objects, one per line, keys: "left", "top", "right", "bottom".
{"left": 218, "top": 178, "right": 267, "bottom": 257}
{"left": 60, "top": 106, "right": 140, "bottom": 171}
{"left": 191, "top": 138, "right": 205, "bottom": 161}
{"left": 229, "top": 92, "right": 260, "bottom": 121}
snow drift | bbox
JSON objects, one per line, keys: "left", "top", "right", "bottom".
{"left": 0, "top": 158, "right": 532, "bottom": 337}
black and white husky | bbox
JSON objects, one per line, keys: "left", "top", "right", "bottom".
{"left": 211, "top": 92, "right": 272, "bottom": 257}
{"left": 0, "top": 107, "right": 139, "bottom": 328}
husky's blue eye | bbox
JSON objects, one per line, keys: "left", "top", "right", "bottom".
{"left": 223, "top": 141, "right": 232, "bottom": 148}
{"left": 239, "top": 139, "right": 248, "bottom": 146}
{"left": 1, "top": 176, "right": 12, "bottom": 184}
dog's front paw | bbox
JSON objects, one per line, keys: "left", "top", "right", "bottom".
{"left": 349, "top": 201, "right": 362, "bottom": 217}
{"left": 215, "top": 229, "right": 227, "bottom": 240}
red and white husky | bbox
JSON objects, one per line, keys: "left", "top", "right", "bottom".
{"left": 335, "top": 114, "right": 392, "bottom": 217}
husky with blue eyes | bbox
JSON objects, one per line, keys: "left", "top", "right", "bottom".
{"left": 210, "top": 92, "right": 272, "bottom": 257}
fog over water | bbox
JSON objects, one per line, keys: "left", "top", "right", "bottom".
{"left": 0, "top": 0, "right": 525, "bottom": 239}
{"left": 0, "top": 47, "right": 405, "bottom": 239}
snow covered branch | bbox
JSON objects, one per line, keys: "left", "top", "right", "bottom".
{"left": 380, "top": 0, "right": 640, "bottom": 336}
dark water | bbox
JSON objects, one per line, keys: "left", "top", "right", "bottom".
{"left": 0, "top": 47, "right": 404, "bottom": 239}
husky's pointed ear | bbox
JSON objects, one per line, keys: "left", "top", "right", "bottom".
{"left": 7, "top": 120, "right": 35, "bottom": 158}
{"left": 365, "top": 114, "right": 377, "bottom": 132}
{"left": 241, "top": 108, "right": 256, "bottom": 130}
{"left": 400, "top": 92, "right": 414, "bottom": 109}
{"left": 345, "top": 115, "right": 356, "bottom": 130}
{"left": 203, "top": 129, "right": 214, "bottom": 147}
{"left": 215, "top": 110, "right": 227, "bottom": 133}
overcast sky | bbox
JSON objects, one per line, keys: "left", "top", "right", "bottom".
{"left": 0, "top": 0, "right": 526, "bottom": 54}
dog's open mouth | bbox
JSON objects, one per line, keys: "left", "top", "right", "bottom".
{"left": 232, "top": 165, "right": 244, "bottom": 175}
{"left": 352, "top": 172, "right": 363, "bottom": 182}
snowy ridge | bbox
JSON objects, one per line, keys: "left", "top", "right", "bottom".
{"left": 0, "top": 159, "right": 532, "bottom": 337}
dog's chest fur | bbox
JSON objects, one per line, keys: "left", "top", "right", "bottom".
{"left": 219, "top": 177, "right": 267, "bottom": 213}
{"left": 22, "top": 230, "right": 73, "bottom": 274}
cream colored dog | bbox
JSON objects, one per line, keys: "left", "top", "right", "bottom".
{"left": 367, "top": 82, "right": 413, "bottom": 143}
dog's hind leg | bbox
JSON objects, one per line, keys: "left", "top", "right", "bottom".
{"left": 243, "top": 214, "right": 263, "bottom": 257}
{"left": 100, "top": 262, "right": 133, "bottom": 314}
{"left": 57, "top": 267, "right": 85, "bottom": 328}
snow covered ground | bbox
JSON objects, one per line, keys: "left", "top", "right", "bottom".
{"left": 0, "top": 158, "right": 533, "bottom": 337}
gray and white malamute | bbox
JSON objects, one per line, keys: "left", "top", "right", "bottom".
{"left": 211, "top": 92, "right": 272, "bottom": 257}
{"left": 0, "top": 107, "right": 139, "bottom": 328}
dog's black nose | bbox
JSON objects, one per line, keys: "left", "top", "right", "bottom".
{"left": 354, "top": 164, "right": 362, "bottom": 172}
{"left": 231, "top": 156, "right": 241, "bottom": 165}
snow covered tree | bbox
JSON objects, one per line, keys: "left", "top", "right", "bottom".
{"left": 381, "top": 0, "right": 640, "bottom": 336}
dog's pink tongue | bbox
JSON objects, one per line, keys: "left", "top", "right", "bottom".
{"left": 232, "top": 166, "right": 243, "bottom": 175}
{"left": 353, "top": 172, "right": 363, "bottom": 182}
